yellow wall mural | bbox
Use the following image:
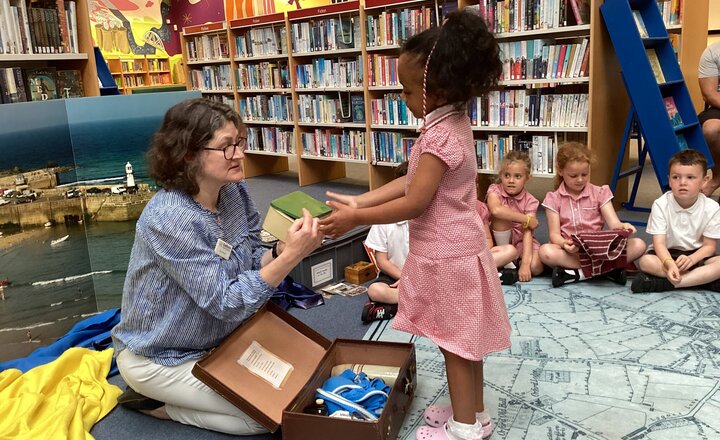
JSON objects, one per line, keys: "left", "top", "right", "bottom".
{"left": 89, "top": 0, "right": 172, "bottom": 56}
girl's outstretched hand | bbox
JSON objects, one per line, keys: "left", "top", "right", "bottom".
{"left": 324, "top": 191, "right": 359, "bottom": 209}
{"left": 318, "top": 199, "right": 357, "bottom": 239}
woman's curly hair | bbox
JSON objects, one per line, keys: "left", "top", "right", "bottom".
{"left": 402, "top": 10, "right": 502, "bottom": 106}
{"left": 146, "top": 98, "right": 244, "bottom": 195}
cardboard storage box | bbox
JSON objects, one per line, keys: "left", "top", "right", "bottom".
{"left": 192, "top": 302, "right": 416, "bottom": 440}
{"left": 344, "top": 261, "right": 378, "bottom": 285}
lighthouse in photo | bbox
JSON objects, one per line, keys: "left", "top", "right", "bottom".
{"left": 126, "top": 162, "right": 136, "bottom": 190}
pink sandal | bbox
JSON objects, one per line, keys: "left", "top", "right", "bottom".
{"left": 423, "top": 405, "right": 494, "bottom": 438}
{"left": 417, "top": 423, "right": 494, "bottom": 440}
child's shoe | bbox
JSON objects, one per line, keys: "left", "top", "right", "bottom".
{"left": 630, "top": 273, "right": 675, "bottom": 293}
{"left": 500, "top": 268, "right": 518, "bottom": 285}
{"left": 423, "top": 406, "right": 493, "bottom": 437}
{"left": 360, "top": 301, "right": 398, "bottom": 323}
{"left": 551, "top": 267, "right": 580, "bottom": 287}
{"left": 604, "top": 268, "right": 627, "bottom": 285}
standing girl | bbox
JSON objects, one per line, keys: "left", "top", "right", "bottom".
{"left": 486, "top": 151, "right": 544, "bottom": 282}
{"left": 319, "top": 10, "right": 509, "bottom": 440}
{"left": 539, "top": 142, "right": 646, "bottom": 287}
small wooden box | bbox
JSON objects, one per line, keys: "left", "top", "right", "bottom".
{"left": 344, "top": 261, "right": 377, "bottom": 285}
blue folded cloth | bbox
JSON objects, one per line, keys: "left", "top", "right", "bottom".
{"left": 316, "top": 369, "right": 390, "bottom": 420}
{"left": 0, "top": 308, "right": 121, "bottom": 375}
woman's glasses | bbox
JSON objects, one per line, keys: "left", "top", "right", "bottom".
{"left": 203, "top": 137, "right": 248, "bottom": 160}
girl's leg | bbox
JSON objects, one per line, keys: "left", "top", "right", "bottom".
{"left": 538, "top": 243, "right": 580, "bottom": 268}
{"left": 117, "top": 349, "right": 267, "bottom": 436}
{"left": 490, "top": 244, "right": 518, "bottom": 268}
{"left": 530, "top": 250, "right": 544, "bottom": 276}
{"left": 440, "top": 347, "right": 476, "bottom": 424}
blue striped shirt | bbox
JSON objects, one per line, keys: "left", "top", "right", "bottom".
{"left": 112, "top": 181, "right": 275, "bottom": 366}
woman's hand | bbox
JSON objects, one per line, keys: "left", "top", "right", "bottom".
{"left": 282, "top": 209, "right": 324, "bottom": 261}
{"left": 318, "top": 198, "right": 357, "bottom": 239}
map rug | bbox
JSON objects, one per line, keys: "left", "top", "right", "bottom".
{"left": 363, "top": 278, "right": 720, "bottom": 440}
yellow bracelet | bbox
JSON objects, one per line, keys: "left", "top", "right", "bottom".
{"left": 524, "top": 214, "right": 532, "bottom": 229}
{"left": 661, "top": 257, "right": 674, "bottom": 271}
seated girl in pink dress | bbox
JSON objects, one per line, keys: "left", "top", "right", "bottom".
{"left": 486, "top": 151, "right": 544, "bottom": 282}
{"left": 476, "top": 200, "right": 520, "bottom": 284}
{"left": 539, "top": 142, "right": 647, "bottom": 287}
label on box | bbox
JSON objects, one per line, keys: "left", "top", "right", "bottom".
{"left": 237, "top": 340, "right": 294, "bottom": 389}
{"left": 311, "top": 259, "right": 333, "bottom": 286}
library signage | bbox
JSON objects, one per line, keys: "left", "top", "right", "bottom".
{"left": 230, "top": 13, "right": 286, "bottom": 29}
{"left": 183, "top": 21, "right": 226, "bottom": 35}
{"left": 287, "top": 1, "right": 359, "bottom": 20}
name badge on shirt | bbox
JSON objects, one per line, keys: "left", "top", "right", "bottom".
{"left": 215, "top": 239, "right": 233, "bottom": 260}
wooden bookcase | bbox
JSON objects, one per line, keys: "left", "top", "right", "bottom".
{"left": 106, "top": 56, "right": 173, "bottom": 94}
{"left": 0, "top": 0, "right": 100, "bottom": 100}
{"left": 229, "top": 13, "right": 294, "bottom": 178}
{"left": 177, "top": 0, "right": 709, "bottom": 198}
{"left": 181, "top": 21, "right": 236, "bottom": 107}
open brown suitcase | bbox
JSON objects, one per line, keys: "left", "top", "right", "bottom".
{"left": 192, "top": 302, "right": 416, "bottom": 439}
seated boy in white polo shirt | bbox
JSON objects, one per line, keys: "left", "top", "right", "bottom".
{"left": 632, "top": 149, "right": 720, "bottom": 292}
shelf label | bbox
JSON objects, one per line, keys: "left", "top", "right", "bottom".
{"left": 230, "top": 12, "right": 285, "bottom": 29}
{"left": 183, "top": 22, "right": 226, "bottom": 35}
{"left": 288, "top": 1, "right": 359, "bottom": 20}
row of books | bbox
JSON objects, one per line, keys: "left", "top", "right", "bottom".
{"left": 235, "top": 26, "right": 287, "bottom": 58}
{"left": 122, "top": 75, "right": 145, "bottom": 88}
{"left": 300, "top": 129, "right": 366, "bottom": 160}
{"left": 294, "top": 56, "right": 363, "bottom": 89}
{"left": 0, "top": 67, "right": 82, "bottom": 103}
{"left": 120, "top": 60, "right": 144, "bottom": 73}
{"left": 468, "top": 0, "right": 589, "bottom": 34}
{"left": 147, "top": 72, "right": 172, "bottom": 85}
{"left": 247, "top": 126, "right": 294, "bottom": 154}
{"left": 147, "top": 59, "right": 170, "bottom": 72}
{"left": 370, "top": 93, "right": 421, "bottom": 127}
{"left": 657, "top": 0, "right": 682, "bottom": 27}
{"left": 468, "top": 92, "right": 588, "bottom": 128}
{"left": 476, "top": 134, "right": 555, "bottom": 174}
{"left": 188, "top": 65, "right": 234, "bottom": 91}
{"left": 365, "top": 6, "right": 436, "bottom": 48}
{"left": 367, "top": 54, "right": 398, "bottom": 87}
{"left": 185, "top": 33, "right": 230, "bottom": 62}
{"left": 370, "top": 131, "right": 416, "bottom": 164}
{"left": 0, "top": 0, "right": 78, "bottom": 54}
{"left": 297, "top": 94, "right": 364, "bottom": 124}
{"left": 289, "top": 16, "right": 361, "bottom": 54}
{"left": 239, "top": 94, "right": 293, "bottom": 123}
{"left": 236, "top": 61, "right": 290, "bottom": 90}
{"left": 499, "top": 38, "right": 589, "bottom": 81}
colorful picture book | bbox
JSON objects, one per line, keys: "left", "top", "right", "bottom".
{"left": 56, "top": 70, "right": 84, "bottom": 99}
{"left": 25, "top": 67, "right": 58, "bottom": 101}
{"left": 663, "top": 96, "right": 683, "bottom": 127}
{"left": 632, "top": 10, "right": 649, "bottom": 38}
{"left": 646, "top": 49, "right": 665, "bottom": 84}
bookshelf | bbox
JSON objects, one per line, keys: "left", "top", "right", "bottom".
{"left": 177, "top": 0, "right": 709, "bottom": 201}
{"left": 106, "top": 56, "right": 173, "bottom": 94}
{"left": 181, "top": 21, "right": 235, "bottom": 107}
{"left": 230, "top": 13, "right": 294, "bottom": 178}
{"left": 0, "top": 0, "right": 100, "bottom": 102}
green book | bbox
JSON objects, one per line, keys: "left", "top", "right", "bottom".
{"left": 270, "top": 191, "right": 332, "bottom": 219}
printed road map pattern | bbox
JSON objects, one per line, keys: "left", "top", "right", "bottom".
{"left": 363, "top": 279, "right": 720, "bottom": 440}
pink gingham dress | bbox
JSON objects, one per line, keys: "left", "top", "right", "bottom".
{"left": 392, "top": 105, "right": 512, "bottom": 361}
{"left": 486, "top": 183, "right": 541, "bottom": 255}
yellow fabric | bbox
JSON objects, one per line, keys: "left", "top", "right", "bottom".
{"left": 0, "top": 348, "right": 122, "bottom": 440}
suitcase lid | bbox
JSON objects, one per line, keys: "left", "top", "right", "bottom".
{"left": 192, "top": 301, "right": 333, "bottom": 432}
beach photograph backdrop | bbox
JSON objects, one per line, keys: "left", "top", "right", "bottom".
{"left": 0, "top": 91, "right": 200, "bottom": 362}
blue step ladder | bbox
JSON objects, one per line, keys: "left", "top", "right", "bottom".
{"left": 94, "top": 47, "right": 120, "bottom": 96}
{"left": 600, "top": 0, "right": 712, "bottom": 224}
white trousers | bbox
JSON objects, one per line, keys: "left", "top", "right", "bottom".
{"left": 117, "top": 349, "right": 267, "bottom": 436}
